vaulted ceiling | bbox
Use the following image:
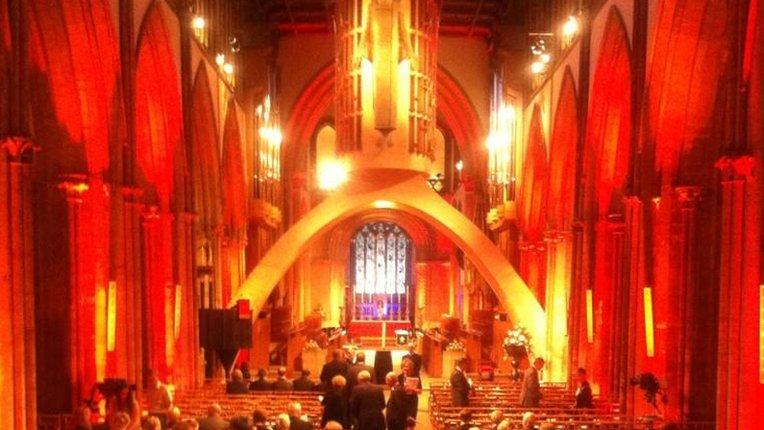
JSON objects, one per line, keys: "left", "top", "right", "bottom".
{"left": 243, "top": 0, "right": 526, "bottom": 35}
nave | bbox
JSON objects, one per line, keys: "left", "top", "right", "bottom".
{"left": 1, "top": 0, "right": 763, "bottom": 429}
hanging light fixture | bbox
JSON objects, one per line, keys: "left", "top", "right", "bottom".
{"left": 191, "top": 15, "right": 206, "bottom": 30}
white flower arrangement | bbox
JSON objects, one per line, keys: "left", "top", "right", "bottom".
{"left": 502, "top": 326, "right": 532, "bottom": 357}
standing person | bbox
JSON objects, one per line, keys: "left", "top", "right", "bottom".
{"left": 450, "top": 358, "right": 471, "bottom": 407}
{"left": 346, "top": 351, "right": 374, "bottom": 394}
{"left": 574, "top": 368, "right": 594, "bottom": 409}
{"left": 384, "top": 372, "right": 407, "bottom": 430}
{"left": 348, "top": 371, "right": 385, "bottom": 430}
{"left": 396, "top": 358, "right": 421, "bottom": 420}
{"left": 321, "top": 375, "right": 349, "bottom": 429}
{"left": 273, "top": 367, "right": 294, "bottom": 391}
{"left": 519, "top": 357, "right": 545, "bottom": 408}
{"left": 293, "top": 370, "right": 316, "bottom": 391}
{"left": 198, "top": 403, "right": 230, "bottom": 430}
{"left": 320, "top": 350, "right": 349, "bottom": 391}
{"left": 401, "top": 344, "right": 422, "bottom": 377}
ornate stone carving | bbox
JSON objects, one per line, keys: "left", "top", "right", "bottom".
{"left": 0, "top": 136, "right": 39, "bottom": 163}
{"left": 57, "top": 174, "right": 90, "bottom": 204}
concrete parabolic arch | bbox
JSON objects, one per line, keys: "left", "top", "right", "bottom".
{"left": 231, "top": 169, "right": 548, "bottom": 354}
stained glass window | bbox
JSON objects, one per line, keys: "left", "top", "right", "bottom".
{"left": 351, "top": 222, "right": 411, "bottom": 320}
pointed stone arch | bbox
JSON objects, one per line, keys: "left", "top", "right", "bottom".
{"left": 548, "top": 68, "right": 578, "bottom": 231}
{"left": 231, "top": 170, "right": 547, "bottom": 353}
{"left": 518, "top": 105, "right": 549, "bottom": 242}
{"left": 190, "top": 63, "right": 222, "bottom": 234}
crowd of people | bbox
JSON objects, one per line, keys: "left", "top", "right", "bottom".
{"left": 73, "top": 344, "right": 423, "bottom": 430}
{"left": 73, "top": 345, "right": 600, "bottom": 430}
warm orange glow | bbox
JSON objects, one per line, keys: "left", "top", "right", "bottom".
{"left": 586, "top": 289, "right": 594, "bottom": 343}
{"left": 317, "top": 158, "right": 348, "bottom": 191}
{"left": 644, "top": 287, "right": 655, "bottom": 357}
{"left": 95, "top": 283, "right": 107, "bottom": 380}
{"left": 107, "top": 281, "right": 116, "bottom": 352}
{"left": 174, "top": 284, "right": 182, "bottom": 340}
{"left": 191, "top": 15, "right": 206, "bottom": 30}
{"left": 396, "top": 59, "right": 411, "bottom": 126}
{"left": 562, "top": 15, "right": 579, "bottom": 38}
{"left": 531, "top": 61, "right": 546, "bottom": 74}
{"left": 373, "top": 200, "right": 395, "bottom": 209}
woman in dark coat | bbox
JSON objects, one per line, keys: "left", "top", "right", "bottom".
{"left": 321, "top": 375, "right": 349, "bottom": 429}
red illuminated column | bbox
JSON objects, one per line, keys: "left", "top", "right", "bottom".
{"left": 0, "top": 137, "right": 38, "bottom": 430}
{"left": 668, "top": 186, "right": 701, "bottom": 421}
{"left": 715, "top": 156, "right": 758, "bottom": 430}
{"left": 58, "top": 174, "right": 94, "bottom": 406}
{"left": 176, "top": 211, "right": 199, "bottom": 387}
{"left": 141, "top": 206, "right": 174, "bottom": 380}
{"left": 544, "top": 230, "right": 572, "bottom": 381}
{"left": 622, "top": 196, "right": 643, "bottom": 415}
{"left": 119, "top": 187, "right": 144, "bottom": 388}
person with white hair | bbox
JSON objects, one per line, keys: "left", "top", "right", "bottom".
{"left": 521, "top": 411, "right": 536, "bottom": 430}
{"left": 489, "top": 410, "right": 504, "bottom": 430}
{"left": 323, "top": 421, "right": 343, "bottom": 430}
{"left": 287, "top": 401, "right": 312, "bottom": 430}
{"left": 226, "top": 369, "right": 250, "bottom": 394}
{"left": 198, "top": 403, "right": 229, "bottom": 430}
{"left": 348, "top": 370, "right": 385, "bottom": 430}
{"left": 108, "top": 412, "right": 131, "bottom": 430}
{"left": 273, "top": 366, "right": 294, "bottom": 391}
{"left": 276, "top": 413, "right": 291, "bottom": 430}
{"left": 384, "top": 372, "right": 407, "bottom": 430}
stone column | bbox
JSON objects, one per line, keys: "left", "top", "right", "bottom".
{"left": 0, "top": 137, "right": 37, "bottom": 429}
{"left": 715, "top": 156, "right": 755, "bottom": 430}
{"left": 544, "top": 230, "right": 572, "bottom": 382}
{"left": 120, "top": 187, "right": 144, "bottom": 388}
{"left": 57, "top": 174, "right": 92, "bottom": 406}
{"left": 670, "top": 186, "right": 701, "bottom": 421}
{"left": 622, "top": 196, "right": 643, "bottom": 415}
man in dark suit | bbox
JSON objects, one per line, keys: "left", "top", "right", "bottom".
{"left": 349, "top": 370, "right": 385, "bottom": 430}
{"left": 320, "top": 349, "right": 349, "bottom": 390}
{"left": 450, "top": 358, "right": 471, "bottom": 407}
{"left": 384, "top": 372, "right": 408, "bottom": 430}
{"left": 574, "top": 367, "right": 594, "bottom": 408}
{"left": 198, "top": 403, "right": 230, "bottom": 430}
{"left": 346, "top": 351, "right": 374, "bottom": 394}
{"left": 401, "top": 344, "right": 422, "bottom": 377}
{"left": 249, "top": 368, "right": 273, "bottom": 391}
{"left": 292, "top": 369, "right": 316, "bottom": 391}
{"left": 273, "top": 366, "right": 294, "bottom": 391}
{"left": 226, "top": 369, "right": 249, "bottom": 394}
{"left": 520, "top": 357, "right": 545, "bottom": 408}
{"left": 286, "top": 402, "right": 313, "bottom": 430}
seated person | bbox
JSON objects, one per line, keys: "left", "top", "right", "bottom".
{"left": 287, "top": 402, "right": 312, "bottom": 430}
{"left": 273, "top": 367, "right": 293, "bottom": 391}
{"left": 249, "top": 369, "right": 274, "bottom": 391}
{"left": 488, "top": 410, "right": 504, "bottom": 430}
{"left": 292, "top": 369, "right": 316, "bottom": 391}
{"left": 323, "top": 422, "right": 343, "bottom": 430}
{"left": 144, "top": 370, "right": 173, "bottom": 413}
{"left": 198, "top": 403, "right": 229, "bottom": 430}
{"left": 521, "top": 412, "right": 536, "bottom": 430}
{"left": 226, "top": 369, "right": 250, "bottom": 394}
{"left": 456, "top": 409, "right": 474, "bottom": 430}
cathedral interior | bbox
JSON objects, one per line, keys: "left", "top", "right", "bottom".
{"left": 1, "top": 0, "right": 763, "bottom": 428}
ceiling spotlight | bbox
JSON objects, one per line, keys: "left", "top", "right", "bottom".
{"left": 215, "top": 53, "right": 226, "bottom": 66}
{"left": 540, "top": 53, "right": 551, "bottom": 64}
{"left": 562, "top": 15, "right": 580, "bottom": 38}
{"left": 455, "top": 160, "right": 464, "bottom": 172}
{"left": 530, "top": 39, "right": 547, "bottom": 56}
{"left": 191, "top": 15, "right": 206, "bottom": 30}
{"left": 223, "top": 62, "right": 234, "bottom": 75}
{"left": 531, "top": 61, "right": 546, "bottom": 75}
